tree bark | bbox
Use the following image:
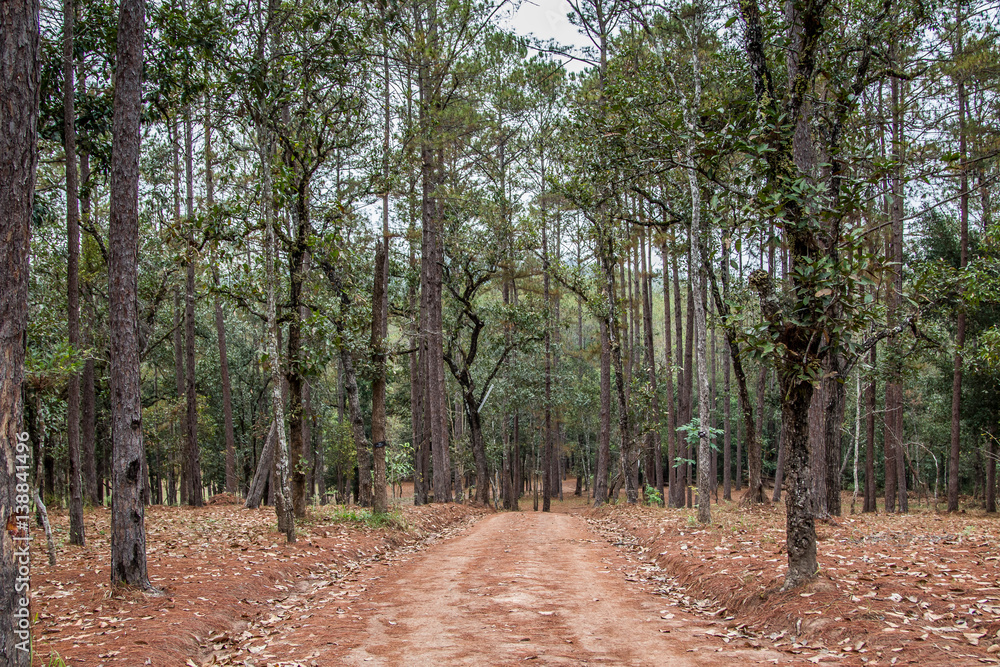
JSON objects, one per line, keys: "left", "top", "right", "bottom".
{"left": 286, "top": 195, "right": 308, "bottom": 518}
{"left": 948, "top": 12, "right": 968, "bottom": 513}
{"left": 670, "top": 253, "right": 686, "bottom": 506}
{"left": 640, "top": 229, "right": 663, "bottom": 503}
{"left": 722, "top": 241, "right": 732, "bottom": 501}
{"left": 987, "top": 427, "right": 997, "bottom": 514}
{"left": 183, "top": 113, "right": 201, "bottom": 507}
{"left": 108, "top": 0, "right": 152, "bottom": 588}
{"left": 82, "top": 356, "right": 97, "bottom": 504}
{"left": 80, "top": 127, "right": 99, "bottom": 506}
{"left": 703, "top": 257, "right": 763, "bottom": 506}
{"left": 0, "top": 0, "right": 39, "bottom": 656}
{"left": 886, "top": 62, "right": 907, "bottom": 513}
{"left": 245, "top": 421, "right": 277, "bottom": 509}
{"left": 64, "top": 0, "right": 85, "bottom": 546}
{"left": 660, "top": 243, "right": 677, "bottom": 503}
{"left": 410, "top": 261, "right": 426, "bottom": 505}
{"left": 864, "top": 346, "right": 877, "bottom": 512}
{"left": 542, "top": 199, "right": 553, "bottom": 512}
{"left": 683, "top": 259, "right": 695, "bottom": 508}
{"left": 779, "top": 378, "right": 818, "bottom": 590}
{"left": 371, "top": 236, "right": 389, "bottom": 513}
{"left": 809, "top": 381, "right": 828, "bottom": 517}
{"left": 259, "top": 109, "right": 295, "bottom": 540}
{"left": 823, "top": 357, "right": 846, "bottom": 516}
{"left": 206, "top": 94, "right": 238, "bottom": 497}
{"left": 593, "top": 318, "right": 611, "bottom": 506}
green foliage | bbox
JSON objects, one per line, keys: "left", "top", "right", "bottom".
{"left": 322, "top": 506, "right": 408, "bottom": 531}
{"left": 643, "top": 484, "right": 662, "bottom": 506}
{"left": 325, "top": 418, "right": 357, "bottom": 489}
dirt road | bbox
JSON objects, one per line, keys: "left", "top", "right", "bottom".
{"left": 259, "top": 511, "right": 793, "bottom": 666}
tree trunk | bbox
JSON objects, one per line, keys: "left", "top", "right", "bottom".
{"left": 864, "top": 345, "right": 877, "bottom": 512}
{"left": 948, "top": 14, "right": 968, "bottom": 513}
{"left": 660, "top": 243, "right": 677, "bottom": 504}
{"left": 987, "top": 427, "right": 997, "bottom": 514}
{"left": 371, "top": 235, "right": 389, "bottom": 513}
{"left": 593, "top": 318, "right": 611, "bottom": 506}
{"left": 467, "top": 398, "right": 490, "bottom": 506}
{"left": 421, "top": 151, "right": 451, "bottom": 503}
{"left": 704, "top": 253, "right": 764, "bottom": 506}
{"left": 809, "top": 381, "right": 828, "bottom": 518}
{"left": 206, "top": 98, "right": 237, "bottom": 497}
{"left": 259, "top": 104, "right": 295, "bottom": 540}
{"left": 409, "top": 225, "right": 427, "bottom": 506}
{"left": 64, "top": 0, "right": 85, "bottom": 546}
{"left": 183, "top": 113, "right": 201, "bottom": 507}
{"left": 108, "top": 0, "right": 152, "bottom": 587}
{"left": 80, "top": 127, "right": 99, "bottom": 506}
{"left": 542, "top": 203, "right": 554, "bottom": 511}
{"left": 772, "top": 423, "right": 786, "bottom": 502}
{"left": 341, "top": 347, "right": 371, "bottom": 506}
{"left": 685, "top": 121, "right": 712, "bottom": 523}
{"left": 779, "top": 378, "right": 818, "bottom": 590}
{"left": 670, "top": 253, "right": 686, "bottom": 506}
{"left": 723, "top": 316, "right": 732, "bottom": 500}
{"left": 641, "top": 229, "right": 663, "bottom": 503}
{"left": 0, "top": 0, "right": 39, "bottom": 655}
{"left": 683, "top": 261, "right": 696, "bottom": 508}
{"left": 824, "top": 357, "right": 846, "bottom": 516}
{"left": 82, "top": 355, "right": 98, "bottom": 504}
{"left": 286, "top": 195, "right": 309, "bottom": 519}
{"left": 601, "top": 230, "right": 637, "bottom": 504}
{"left": 245, "top": 421, "right": 277, "bottom": 509}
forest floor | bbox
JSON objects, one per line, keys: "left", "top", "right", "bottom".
{"left": 28, "top": 484, "right": 1000, "bottom": 666}
{"left": 595, "top": 488, "right": 1000, "bottom": 666}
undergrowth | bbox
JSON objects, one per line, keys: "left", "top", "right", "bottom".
{"left": 321, "top": 506, "right": 410, "bottom": 531}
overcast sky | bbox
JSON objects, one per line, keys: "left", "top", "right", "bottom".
{"left": 502, "top": 0, "right": 593, "bottom": 73}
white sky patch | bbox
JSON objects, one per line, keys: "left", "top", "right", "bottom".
{"left": 503, "top": 0, "right": 593, "bottom": 73}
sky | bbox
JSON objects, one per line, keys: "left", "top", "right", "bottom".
{"left": 503, "top": 0, "right": 593, "bottom": 73}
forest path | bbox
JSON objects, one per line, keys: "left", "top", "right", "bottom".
{"left": 263, "top": 510, "right": 795, "bottom": 666}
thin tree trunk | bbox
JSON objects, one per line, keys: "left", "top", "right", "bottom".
{"left": 641, "top": 228, "right": 663, "bottom": 503}
{"left": 948, "top": 12, "right": 968, "bottom": 513}
{"left": 183, "top": 113, "right": 201, "bottom": 507}
{"left": 259, "top": 86, "right": 295, "bottom": 539}
{"left": 864, "top": 346, "right": 877, "bottom": 512}
{"left": 206, "top": 94, "right": 237, "bottom": 496}
{"left": 370, "top": 217, "right": 389, "bottom": 513}
{"left": 684, "top": 90, "right": 712, "bottom": 522}
{"left": 594, "top": 318, "right": 611, "bottom": 506}
{"left": 64, "top": 0, "right": 85, "bottom": 546}
{"left": 703, "top": 257, "right": 763, "bottom": 505}
{"left": 245, "top": 421, "right": 277, "bottom": 509}
{"left": 661, "top": 243, "right": 677, "bottom": 504}
{"left": 285, "top": 217, "right": 305, "bottom": 518}
{"left": 772, "top": 423, "right": 786, "bottom": 501}
{"left": 82, "top": 356, "right": 97, "bottom": 504}
{"left": 80, "top": 119, "right": 99, "bottom": 506}
{"left": 824, "top": 357, "right": 846, "bottom": 516}
{"left": 32, "top": 490, "right": 56, "bottom": 567}
{"left": 671, "top": 253, "right": 686, "bottom": 506}
{"left": 409, "top": 220, "right": 426, "bottom": 505}
{"left": 885, "top": 63, "right": 905, "bottom": 513}
{"left": 987, "top": 427, "right": 997, "bottom": 514}
{"left": 683, "top": 258, "right": 695, "bottom": 508}
{"left": 108, "top": 0, "right": 152, "bottom": 587}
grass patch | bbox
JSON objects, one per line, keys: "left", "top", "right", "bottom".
{"left": 321, "top": 506, "right": 410, "bottom": 531}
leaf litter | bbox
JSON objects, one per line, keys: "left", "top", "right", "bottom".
{"left": 587, "top": 495, "right": 1000, "bottom": 666}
